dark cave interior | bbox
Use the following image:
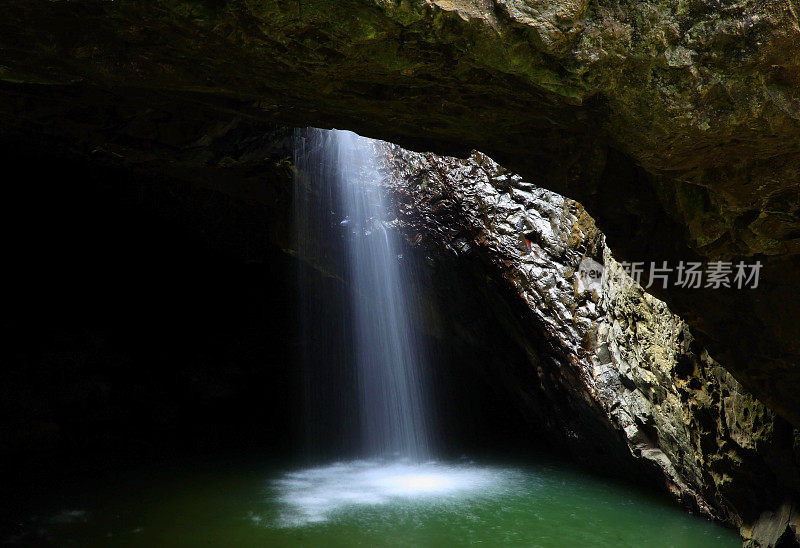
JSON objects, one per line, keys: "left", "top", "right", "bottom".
{"left": 0, "top": 138, "right": 565, "bottom": 531}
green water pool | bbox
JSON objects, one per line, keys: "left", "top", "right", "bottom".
{"left": 8, "top": 457, "right": 740, "bottom": 547}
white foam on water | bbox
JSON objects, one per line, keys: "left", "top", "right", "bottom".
{"left": 270, "top": 460, "right": 521, "bottom": 527}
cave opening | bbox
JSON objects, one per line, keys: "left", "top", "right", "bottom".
{"left": 0, "top": 125, "right": 745, "bottom": 546}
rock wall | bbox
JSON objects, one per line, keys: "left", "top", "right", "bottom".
{"left": 381, "top": 143, "right": 800, "bottom": 545}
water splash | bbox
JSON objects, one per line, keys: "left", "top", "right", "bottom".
{"left": 271, "top": 460, "right": 521, "bottom": 527}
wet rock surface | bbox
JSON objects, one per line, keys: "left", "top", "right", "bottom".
{"left": 381, "top": 144, "right": 800, "bottom": 543}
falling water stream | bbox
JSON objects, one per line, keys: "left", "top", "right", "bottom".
{"left": 294, "top": 128, "right": 430, "bottom": 459}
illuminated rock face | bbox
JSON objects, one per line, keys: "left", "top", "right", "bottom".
{"left": 380, "top": 143, "right": 800, "bottom": 544}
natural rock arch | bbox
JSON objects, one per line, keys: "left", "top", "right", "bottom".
{"left": 2, "top": 0, "right": 800, "bottom": 423}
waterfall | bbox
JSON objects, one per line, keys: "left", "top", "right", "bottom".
{"left": 293, "top": 128, "right": 431, "bottom": 459}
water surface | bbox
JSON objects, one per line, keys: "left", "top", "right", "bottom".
{"left": 9, "top": 457, "right": 739, "bottom": 547}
